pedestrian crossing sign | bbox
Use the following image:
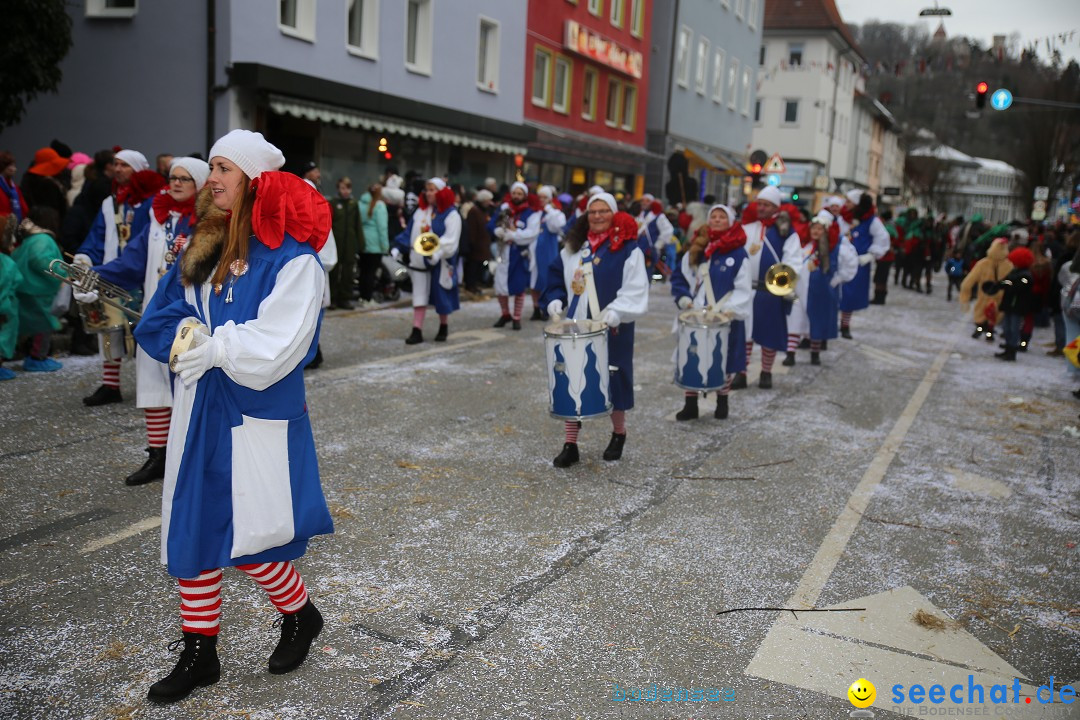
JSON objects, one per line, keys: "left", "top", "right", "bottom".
{"left": 764, "top": 153, "right": 786, "bottom": 174}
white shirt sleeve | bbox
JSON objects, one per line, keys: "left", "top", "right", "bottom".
{"left": 722, "top": 259, "right": 753, "bottom": 321}
{"left": 604, "top": 247, "right": 649, "bottom": 323}
{"left": 868, "top": 217, "right": 890, "bottom": 258}
{"left": 430, "top": 210, "right": 462, "bottom": 263}
{"left": 781, "top": 232, "right": 805, "bottom": 269}
{"left": 318, "top": 229, "right": 338, "bottom": 273}
{"left": 544, "top": 207, "right": 567, "bottom": 234}
{"left": 509, "top": 211, "right": 542, "bottom": 246}
{"left": 655, "top": 213, "right": 675, "bottom": 248}
{"left": 837, "top": 238, "right": 859, "bottom": 283}
{"left": 212, "top": 254, "right": 325, "bottom": 391}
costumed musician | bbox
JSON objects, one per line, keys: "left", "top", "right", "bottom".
{"left": 490, "top": 181, "right": 541, "bottom": 329}
{"left": 530, "top": 185, "right": 565, "bottom": 321}
{"left": 802, "top": 211, "right": 858, "bottom": 365}
{"left": 837, "top": 190, "right": 890, "bottom": 339}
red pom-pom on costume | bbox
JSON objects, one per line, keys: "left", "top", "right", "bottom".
{"left": 250, "top": 171, "right": 332, "bottom": 252}
{"left": 1007, "top": 246, "right": 1034, "bottom": 269}
{"left": 609, "top": 212, "right": 639, "bottom": 252}
{"left": 115, "top": 169, "right": 167, "bottom": 207}
{"left": 420, "top": 186, "right": 457, "bottom": 214}
{"left": 649, "top": 200, "right": 664, "bottom": 216}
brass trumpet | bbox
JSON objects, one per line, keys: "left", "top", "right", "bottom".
{"left": 413, "top": 231, "right": 440, "bottom": 257}
{"left": 764, "top": 262, "right": 797, "bottom": 297}
{"left": 46, "top": 259, "right": 143, "bottom": 322}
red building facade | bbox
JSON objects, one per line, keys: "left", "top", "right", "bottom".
{"left": 524, "top": 0, "right": 653, "bottom": 197}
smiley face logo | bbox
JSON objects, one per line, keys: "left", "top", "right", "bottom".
{"left": 848, "top": 678, "right": 876, "bottom": 708}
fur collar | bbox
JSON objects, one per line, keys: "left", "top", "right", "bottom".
{"left": 179, "top": 186, "right": 229, "bottom": 287}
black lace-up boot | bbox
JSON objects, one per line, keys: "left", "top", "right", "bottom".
{"left": 147, "top": 632, "right": 220, "bottom": 704}
{"left": 268, "top": 600, "right": 324, "bottom": 674}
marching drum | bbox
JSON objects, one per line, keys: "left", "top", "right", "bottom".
{"left": 543, "top": 318, "right": 612, "bottom": 420}
{"left": 674, "top": 308, "right": 731, "bottom": 392}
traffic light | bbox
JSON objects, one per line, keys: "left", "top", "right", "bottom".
{"left": 749, "top": 162, "right": 763, "bottom": 186}
{"left": 791, "top": 190, "right": 800, "bottom": 202}
{"left": 975, "top": 81, "right": 988, "bottom": 109}
{"left": 748, "top": 149, "right": 767, "bottom": 188}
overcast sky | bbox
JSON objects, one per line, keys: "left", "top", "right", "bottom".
{"left": 835, "top": 0, "right": 1080, "bottom": 65}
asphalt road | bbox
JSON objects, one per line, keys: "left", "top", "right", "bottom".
{"left": 0, "top": 273, "right": 1077, "bottom": 720}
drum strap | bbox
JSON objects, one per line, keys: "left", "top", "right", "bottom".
{"left": 698, "top": 264, "right": 717, "bottom": 309}
{"left": 584, "top": 267, "right": 601, "bottom": 320}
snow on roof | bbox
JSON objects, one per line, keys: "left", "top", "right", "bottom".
{"left": 973, "top": 157, "right": 1021, "bottom": 175}
{"left": 909, "top": 145, "right": 978, "bottom": 165}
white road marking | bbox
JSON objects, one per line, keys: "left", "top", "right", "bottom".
{"left": 79, "top": 516, "right": 161, "bottom": 555}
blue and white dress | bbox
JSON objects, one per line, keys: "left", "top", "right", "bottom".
{"left": 806, "top": 237, "right": 859, "bottom": 340}
{"left": 396, "top": 203, "right": 461, "bottom": 315}
{"left": 134, "top": 234, "right": 333, "bottom": 579}
{"left": 489, "top": 203, "right": 539, "bottom": 297}
{"left": 741, "top": 220, "right": 803, "bottom": 351}
{"left": 542, "top": 235, "right": 649, "bottom": 411}
{"left": 530, "top": 204, "right": 565, "bottom": 297}
{"left": 839, "top": 214, "right": 890, "bottom": 313}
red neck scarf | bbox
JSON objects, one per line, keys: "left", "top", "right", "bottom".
{"left": 586, "top": 212, "right": 637, "bottom": 254}
{"left": 841, "top": 205, "right": 876, "bottom": 225}
{"left": 587, "top": 229, "right": 611, "bottom": 253}
{"left": 704, "top": 224, "right": 747, "bottom": 258}
{"left": 152, "top": 188, "right": 196, "bottom": 225}
{"left": 114, "top": 170, "right": 166, "bottom": 208}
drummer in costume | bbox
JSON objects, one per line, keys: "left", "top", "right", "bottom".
{"left": 490, "top": 182, "right": 541, "bottom": 330}
{"left": 530, "top": 185, "right": 565, "bottom": 321}
{"left": 802, "top": 211, "right": 858, "bottom": 364}
{"left": 74, "top": 148, "right": 165, "bottom": 406}
{"left": 837, "top": 190, "right": 890, "bottom": 339}
{"left": 543, "top": 193, "right": 648, "bottom": 468}
{"left": 670, "top": 204, "right": 752, "bottom": 420}
{"left": 394, "top": 178, "right": 460, "bottom": 344}
{"left": 737, "top": 186, "right": 803, "bottom": 389}
{"left": 74, "top": 157, "right": 210, "bottom": 486}
{"left": 133, "top": 130, "right": 334, "bottom": 704}
{"left": 638, "top": 194, "right": 675, "bottom": 278}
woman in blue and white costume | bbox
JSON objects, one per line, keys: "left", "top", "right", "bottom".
{"left": 529, "top": 185, "right": 565, "bottom": 321}
{"left": 670, "top": 204, "right": 752, "bottom": 421}
{"left": 75, "top": 157, "right": 210, "bottom": 487}
{"left": 837, "top": 189, "right": 890, "bottom": 339}
{"left": 395, "top": 177, "right": 460, "bottom": 344}
{"left": 133, "top": 130, "right": 333, "bottom": 704}
{"left": 543, "top": 192, "right": 648, "bottom": 468}
{"left": 490, "top": 181, "right": 541, "bottom": 329}
{"left": 804, "top": 210, "right": 859, "bottom": 364}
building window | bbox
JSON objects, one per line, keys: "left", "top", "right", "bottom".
{"left": 759, "top": 44, "right": 765, "bottom": 66}
{"left": 740, "top": 67, "right": 752, "bottom": 115}
{"left": 610, "top": 0, "right": 624, "bottom": 28}
{"left": 788, "top": 42, "right": 803, "bottom": 66}
{"left": 676, "top": 26, "right": 692, "bottom": 88}
{"left": 86, "top": 0, "right": 137, "bottom": 18}
{"left": 588, "top": 0, "right": 603, "bottom": 16}
{"left": 279, "top": 0, "right": 316, "bottom": 41}
{"left": 695, "top": 38, "right": 711, "bottom": 95}
{"left": 606, "top": 76, "right": 622, "bottom": 126}
{"left": 727, "top": 57, "right": 739, "bottom": 109}
{"left": 630, "top": 0, "right": 645, "bottom": 38}
{"left": 783, "top": 99, "right": 799, "bottom": 124}
{"left": 552, "top": 56, "right": 573, "bottom": 114}
{"left": 582, "top": 67, "right": 599, "bottom": 120}
{"left": 347, "top": 0, "right": 378, "bottom": 59}
{"left": 477, "top": 17, "right": 499, "bottom": 92}
{"left": 754, "top": 99, "right": 761, "bottom": 123}
{"left": 405, "top": 0, "right": 433, "bottom": 74}
{"left": 621, "top": 84, "right": 637, "bottom": 130}
{"left": 712, "top": 49, "right": 726, "bottom": 103}
{"left": 532, "top": 47, "right": 553, "bottom": 107}
{"left": 748, "top": 0, "right": 758, "bottom": 29}
{"left": 735, "top": 0, "right": 745, "bottom": 21}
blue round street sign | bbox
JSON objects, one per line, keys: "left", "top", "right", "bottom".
{"left": 767, "top": 174, "right": 781, "bottom": 186}
{"left": 990, "top": 88, "right": 1013, "bottom": 111}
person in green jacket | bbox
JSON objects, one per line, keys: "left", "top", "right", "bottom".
{"left": 0, "top": 216, "right": 25, "bottom": 380}
{"left": 329, "top": 177, "right": 364, "bottom": 309}
{"left": 358, "top": 184, "right": 389, "bottom": 305}
{"left": 12, "top": 209, "right": 63, "bottom": 371}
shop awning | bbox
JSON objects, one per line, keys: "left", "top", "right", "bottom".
{"left": 268, "top": 94, "right": 529, "bottom": 157}
{"left": 682, "top": 146, "right": 744, "bottom": 175}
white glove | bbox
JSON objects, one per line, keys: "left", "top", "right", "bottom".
{"left": 830, "top": 275, "right": 843, "bottom": 288}
{"left": 390, "top": 247, "right": 402, "bottom": 261}
{"left": 677, "top": 295, "right": 693, "bottom": 310}
{"left": 73, "top": 289, "right": 99, "bottom": 304}
{"left": 547, "top": 299, "right": 564, "bottom": 319}
{"left": 602, "top": 308, "right": 621, "bottom": 328}
{"left": 494, "top": 227, "right": 506, "bottom": 239}
{"left": 858, "top": 253, "right": 873, "bottom": 266}
{"left": 72, "top": 253, "right": 92, "bottom": 268}
{"left": 172, "top": 334, "right": 225, "bottom": 387}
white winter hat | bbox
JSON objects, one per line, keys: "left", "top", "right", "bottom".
{"left": 169, "top": 156, "right": 210, "bottom": 191}
{"left": 114, "top": 149, "right": 149, "bottom": 173}
{"left": 208, "top": 129, "right": 285, "bottom": 179}
{"left": 510, "top": 181, "right": 528, "bottom": 195}
{"left": 588, "top": 192, "right": 618, "bottom": 215}
{"left": 588, "top": 184, "right": 605, "bottom": 196}
{"left": 756, "top": 186, "right": 783, "bottom": 207}
{"left": 845, "top": 189, "right": 864, "bottom": 204}
{"left": 708, "top": 203, "right": 736, "bottom": 226}
{"left": 427, "top": 177, "right": 447, "bottom": 191}
{"left": 537, "top": 185, "right": 556, "bottom": 199}
{"left": 811, "top": 210, "right": 834, "bottom": 227}
{"left": 824, "top": 195, "right": 845, "bottom": 209}
{"left": 475, "top": 189, "right": 494, "bottom": 203}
